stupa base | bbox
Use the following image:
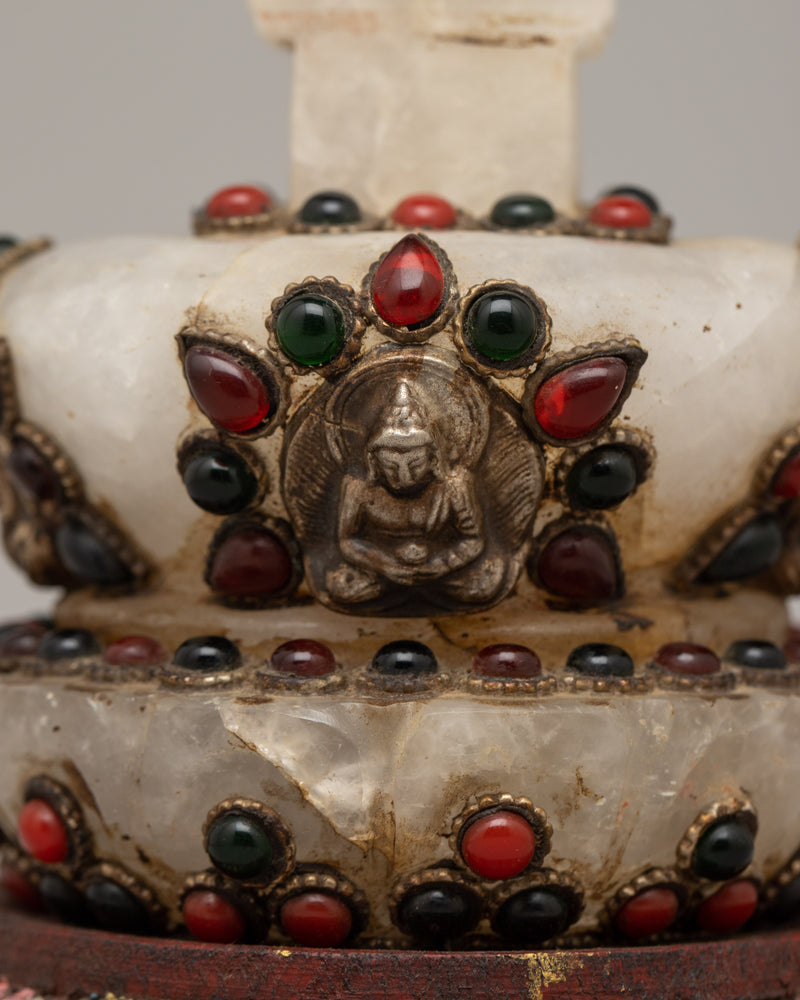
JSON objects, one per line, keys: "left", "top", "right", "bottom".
{"left": 0, "top": 908, "right": 798, "bottom": 1000}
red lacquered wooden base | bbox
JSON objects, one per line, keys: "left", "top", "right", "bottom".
{"left": 1, "top": 908, "right": 799, "bottom": 1000}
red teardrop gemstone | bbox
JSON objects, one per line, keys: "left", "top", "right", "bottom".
{"left": 279, "top": 892, "right": 353, "bottom": 947}
{"left": 537, "top": 526, "right": 620, "bottom": 602}
{"left": 184, "top": 345, "right": 272, "bottom": 434}
{"left": 472, "top": 644, "right": 542, "bottom": 679}
{"left": 653, "top": 642, "right": 720, "bottom": 676}
{"left": 17, "top": 799, "right": 69, "bottom": 864}
{"left": 533, "top": 357, "right": 628, "bottom": 440}
{"left": 271, "top": 639, "right": 337, "bottom": 677}
{"left": 209, "top": 527, "right": 293, "bottom": 598}
{"left": 391, "top": 194, "right": 457, "bottom": 229}
{"left": 588, "top": 195, "right": 652, "bottom": 229}
{"left": 772, "top": 448, "right": 800, "bottom": 498}
{"left": 104, "top": 635, "right": 168, "bottom": 668}
{"left": 372, "top": 235, "right": 445, "bottom": 327}
{"left": 460, "top": 810, "right": 537, "bottom": 880}
{"left": 182, "top": 888, "right": 248, "bottom": 943}
{"left": 695, "top": 880, "right": 758, "bottom": 935}
{"left": 206, "top": 185, "right": 271, "bottom": 219}
{"left": 614, "top": 887, "right": 680, "bottom": 938}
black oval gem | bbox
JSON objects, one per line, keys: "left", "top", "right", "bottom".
{"left": 39, "top": 873, "right": 91, "bottom": 926}
{"left": 173, "top": 635, "right": 241, "bottom": 673}
{"left": 0, "top": 236, "right": 18, "bottom": 253}
{"left": 724, "top": 639, "right": 786, "bottom": 671}
{"left": 372, "top": 640, "right": 438, "bottom": 676}
{"left": 692, "top": 818, "right": 755, "bottom": 881}
{"left": 605, "top": 185, "right": 661, "bottom": 214}
{"left": 465, "top": 292, "right": 540, "bottom": 363}
{"left": 299, "top": 191, "right": 361, "bottom": 226}
{"left": 566, "top": 642, "right": 633, "bottom": 678}
{"left": 698, "top": 513, "right": 783, "bottom": 584}
{"left": 398, "top": 885, "right": 481, "bottom": 943}
{"left": 490, "top": 194, "right": 555, "bottom": 229}
{"left": 771, "top": 874, "right": 800, "bottom": 922}
{"left": 182, "top": 446, "right": 259, "bottom": 515}
{"left": 85, "top": 878, "right": 152, "bottom": 935}
{"left": 8, "top": 437, "right": 61, "bottom": 502}
{"left": 494, "top": 888, "right": 572, "bottom": 945}
{"left": 55, "top": 517, "right": 133, "bottom": 586}
{"left": 38, "top": 628, "right": 102, "bottom": 661}
{"left": 566, "top": 446, "right": 639, "bottom": 510}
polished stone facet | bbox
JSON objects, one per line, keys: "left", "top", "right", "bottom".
{"left": 183, "top": 889, "right": 248, "bottom": 943}
{"left": 692, "top": 818, "right": 755, "bottom": 881}
{"left": 605, "top": 185, "right": 661, "bottom": 214}
{"left": 38, "top": 628, "right": 102, "bottom": 660}
{"left": 566, "top": 446, "right": 638, "bottom": 509}
{"left": 589, "top": 195, "right": 652, "bottom": 229}
{"left": 371, "top": 235, "right": 444, "bottom": 328}
{"left": 7, "top": 437, "right": 60, "bottom": 502}
{"left": 173, "top": 635, "right": 241, "bottom": 673}
{"left": 398, "top": 884, "right": 481, "bottom": 942}
{"left": 533, "top": 357, "right": 628, "bottom": 440}
{"left": 276, "top": 294, "right": 346, "bottom": 366}
{"left": 17, "top": 798, "right": 69, "bottom": 863}
{"left": 104, "top": 635, "right": 168, "bottom": 668}
{"left": 182, "top": 446, "right": 259, "bottom": 515}
{"left": 371, "top": 641, "right": 438, "bottom": 676}
{"left": 39, "top": 873, "right": 90, "bottom": 926}
{"left": 471, "top": 644, "right": 542, "bottom": 679}
{"left": 490, "top": 194, "right": 555, "bottom": 228}
{"left": 55, "top": 517, "right": 133, "bottom": 586}
{"left": 695, "top": 880, "right": 758, "bottom": 934}
{"left": 614, "top": 887, "right": 680, "bottom": 938}
{"left": 299, "top": 191, "right": 361, "bottom": 226}
{"left": 184, "top": 345, "right": 272, "bottom": 435}
{"left": 460, "top": 810, "right": 537, "bottom": 880}
{"left": 465, "top": 291, "right": 539, "bottom": 362}
{"left": 494, "top": 888, "right": 571, "bottom": 945}
{"left": 279, "top": 891, "right": 353, "bottom": 947}
{"left": 567, "top": 642, "right": 634, "bottom": 678}
{"left": 724, "top": 639, "right": 787, "bottom": 671}
{"left": 271, "top": 639, "right": 337, "bottom": 677}
{"left": 536, "top": 526, "right": 620, "bottom": 602}
{"left": 208, "top": 527, "right": 294, "bottom": 599}
{"left": 772, "top": 448, "right": 800, "bottom": 498}
{"left": 699, "top": 513, "right": 783, "bottom": 583}
{"left": 205, "top": 185, "right": 272, "bottom": 219}
{"left": 206, "top": 811, "right": 274, "bottom": 880}
{"left": 85, "top": 878, "right": 152, "bottom": 936}
{"left": 653, "top": 642, "right": 720, "bottom": 676}
{"left": 391, "top": 194, "right": 457, "bottom": 229}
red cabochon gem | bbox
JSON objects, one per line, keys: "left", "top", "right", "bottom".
{"left": 104, "top": 635, "right": 168, "bottom": 668}
{"left": 653, "top": 642, "right": 720, "bottom": 676}
{"left": 209, "top": 528, "right": 293, "bottom": 598}
{"left": 205, "top": 185, "right": 271, "bottom": 219}
{"left": 772, "top": 448, "right": 800, "bottom": 499}
{"left": 271, "top": 639, "right": 337, "bottom": 677}
{"left": 588, "top": 195, "right": 652, "bottom": 229}
{"left": 372, "top": 235, "right": 444, "bottom": 328}
{"left": 537, "top": 526, "right": 620, "bottom": 602}
{"left": 391, "top": 194, "right": 457, "bottom": 230}
{"left": 17, "top": 799, "right": 69, "bottom": 864}
{"left": 534, "top": 357, "right": 628, "bottom": 440}
{"left": 280, "top": 892, "right": 353, "bottom": 947}
{"left": 614, "top": 887, "right": 680, "bottom": 938}
{"left": 183, "top": 889, "right": 248, "bottom": 944}
{"left": 184, "top": 345, "right": 271, "bottom": 434}
{"left": 695, "top": 880, "right": 758, "bottom": 935}
{"left": 461, "top": 810, "right": 537, "bottom": 880}
{"left": 472, "top": 644, "right": 542, "bottom": 679}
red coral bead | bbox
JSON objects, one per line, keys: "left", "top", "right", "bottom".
{"left": 279, "top": 892, "right": 353, "bottom": 947}
{"left": 372, "top": 235, "right": 444, "bottom": 328}
{"left": 205, "top": 185, "right": 271, "bottom": 219}
{"left": 537, "top": 527, "right": 620, "bottom": 603}
{"left": 614, "top": 887, "right": 680, "bottom": 938}
{"left": 533, "top": 357, "right": 628, "bottom": 440}
{"left": 588, "top": 195, "right": 652, "bottom": 229}
{"left": 472, "top": 644, "right": 542, "bottom": 679}
{"left": 104, "top": 635, "right": 168, "bottom": 668}
{"left": 653, "top": 642, "right": 720, "bottom": 676}
{"left": 17, "top": 799, "right": 69, "bottom": 864}
{"left": 182, "top": 889, "right": 248, "bottom": 943}
{"left": 391, "top": 194, "right": 457, "bottom": 229}
{"left": 460, "top": 810, "right": 537, "bottom": 880}
{"left": 1, "top": 864, "right": 43, "bottom": 911}
{"left": 209, "top": 528, "right": 293, "bottom": 598}
{"left": 271, "top": 639, "right": 337, "bottom": 677}
{"left": 695, "top": 880, "right": 758, "bottom": 935}
{"left": 184, "top": 345, "right": 272, "bottom": 434}
{"left": 772, "top": 448, "right": 800, "bottom": 498}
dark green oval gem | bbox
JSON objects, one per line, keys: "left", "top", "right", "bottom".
{"left": 276, "top": 294, "right": 346, "bottom": 366}
{"left": 206, "top": 811, "right": 275, "bottom": 879}
{"left": 465, "top": 292, "right": 539, "bottom": 362}
{"left": 692, "top": 818, "right": 754, "bottom": 881}
{"left": 566, "top": 446, "right": 638, "bottom": 509}
{"left": 490, "top": 194, "right": 555, "bottom": 229}
{"left": 698, "top": 513, "right": 783, "bottom": 583}
{"left": 182, "top": 446, "right": 258, "bottom": 515}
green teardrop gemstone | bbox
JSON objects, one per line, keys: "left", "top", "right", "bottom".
{"left": 276, "top": 294, "right": 345, "bottom": 366}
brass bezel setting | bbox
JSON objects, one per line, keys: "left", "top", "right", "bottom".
{"left": 181, "top": 868, "right": 267, "bottom": 942}
{"left": 203, "top": 798, "right": 295, "bottom": 888}
{"left": 676, "top": 798, "right": 758, "bottom": 879}
{"left": 603, "top": 867, "right": 687, "bottom": 935}
{"left": 554, "top": 425, "right": 655, "bottom": 510}
{"left": 269, "top": 865, "right": 369, "bottom": 943}
{"left": 488, "top": 868, "right": 584, "bottom": 939}
{"left": 450, "top": 794, "right": 552, "bottom": 873}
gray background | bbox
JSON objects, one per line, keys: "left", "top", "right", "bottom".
{"left": 0, "top": 0, "right": 798, "bottom": 618}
